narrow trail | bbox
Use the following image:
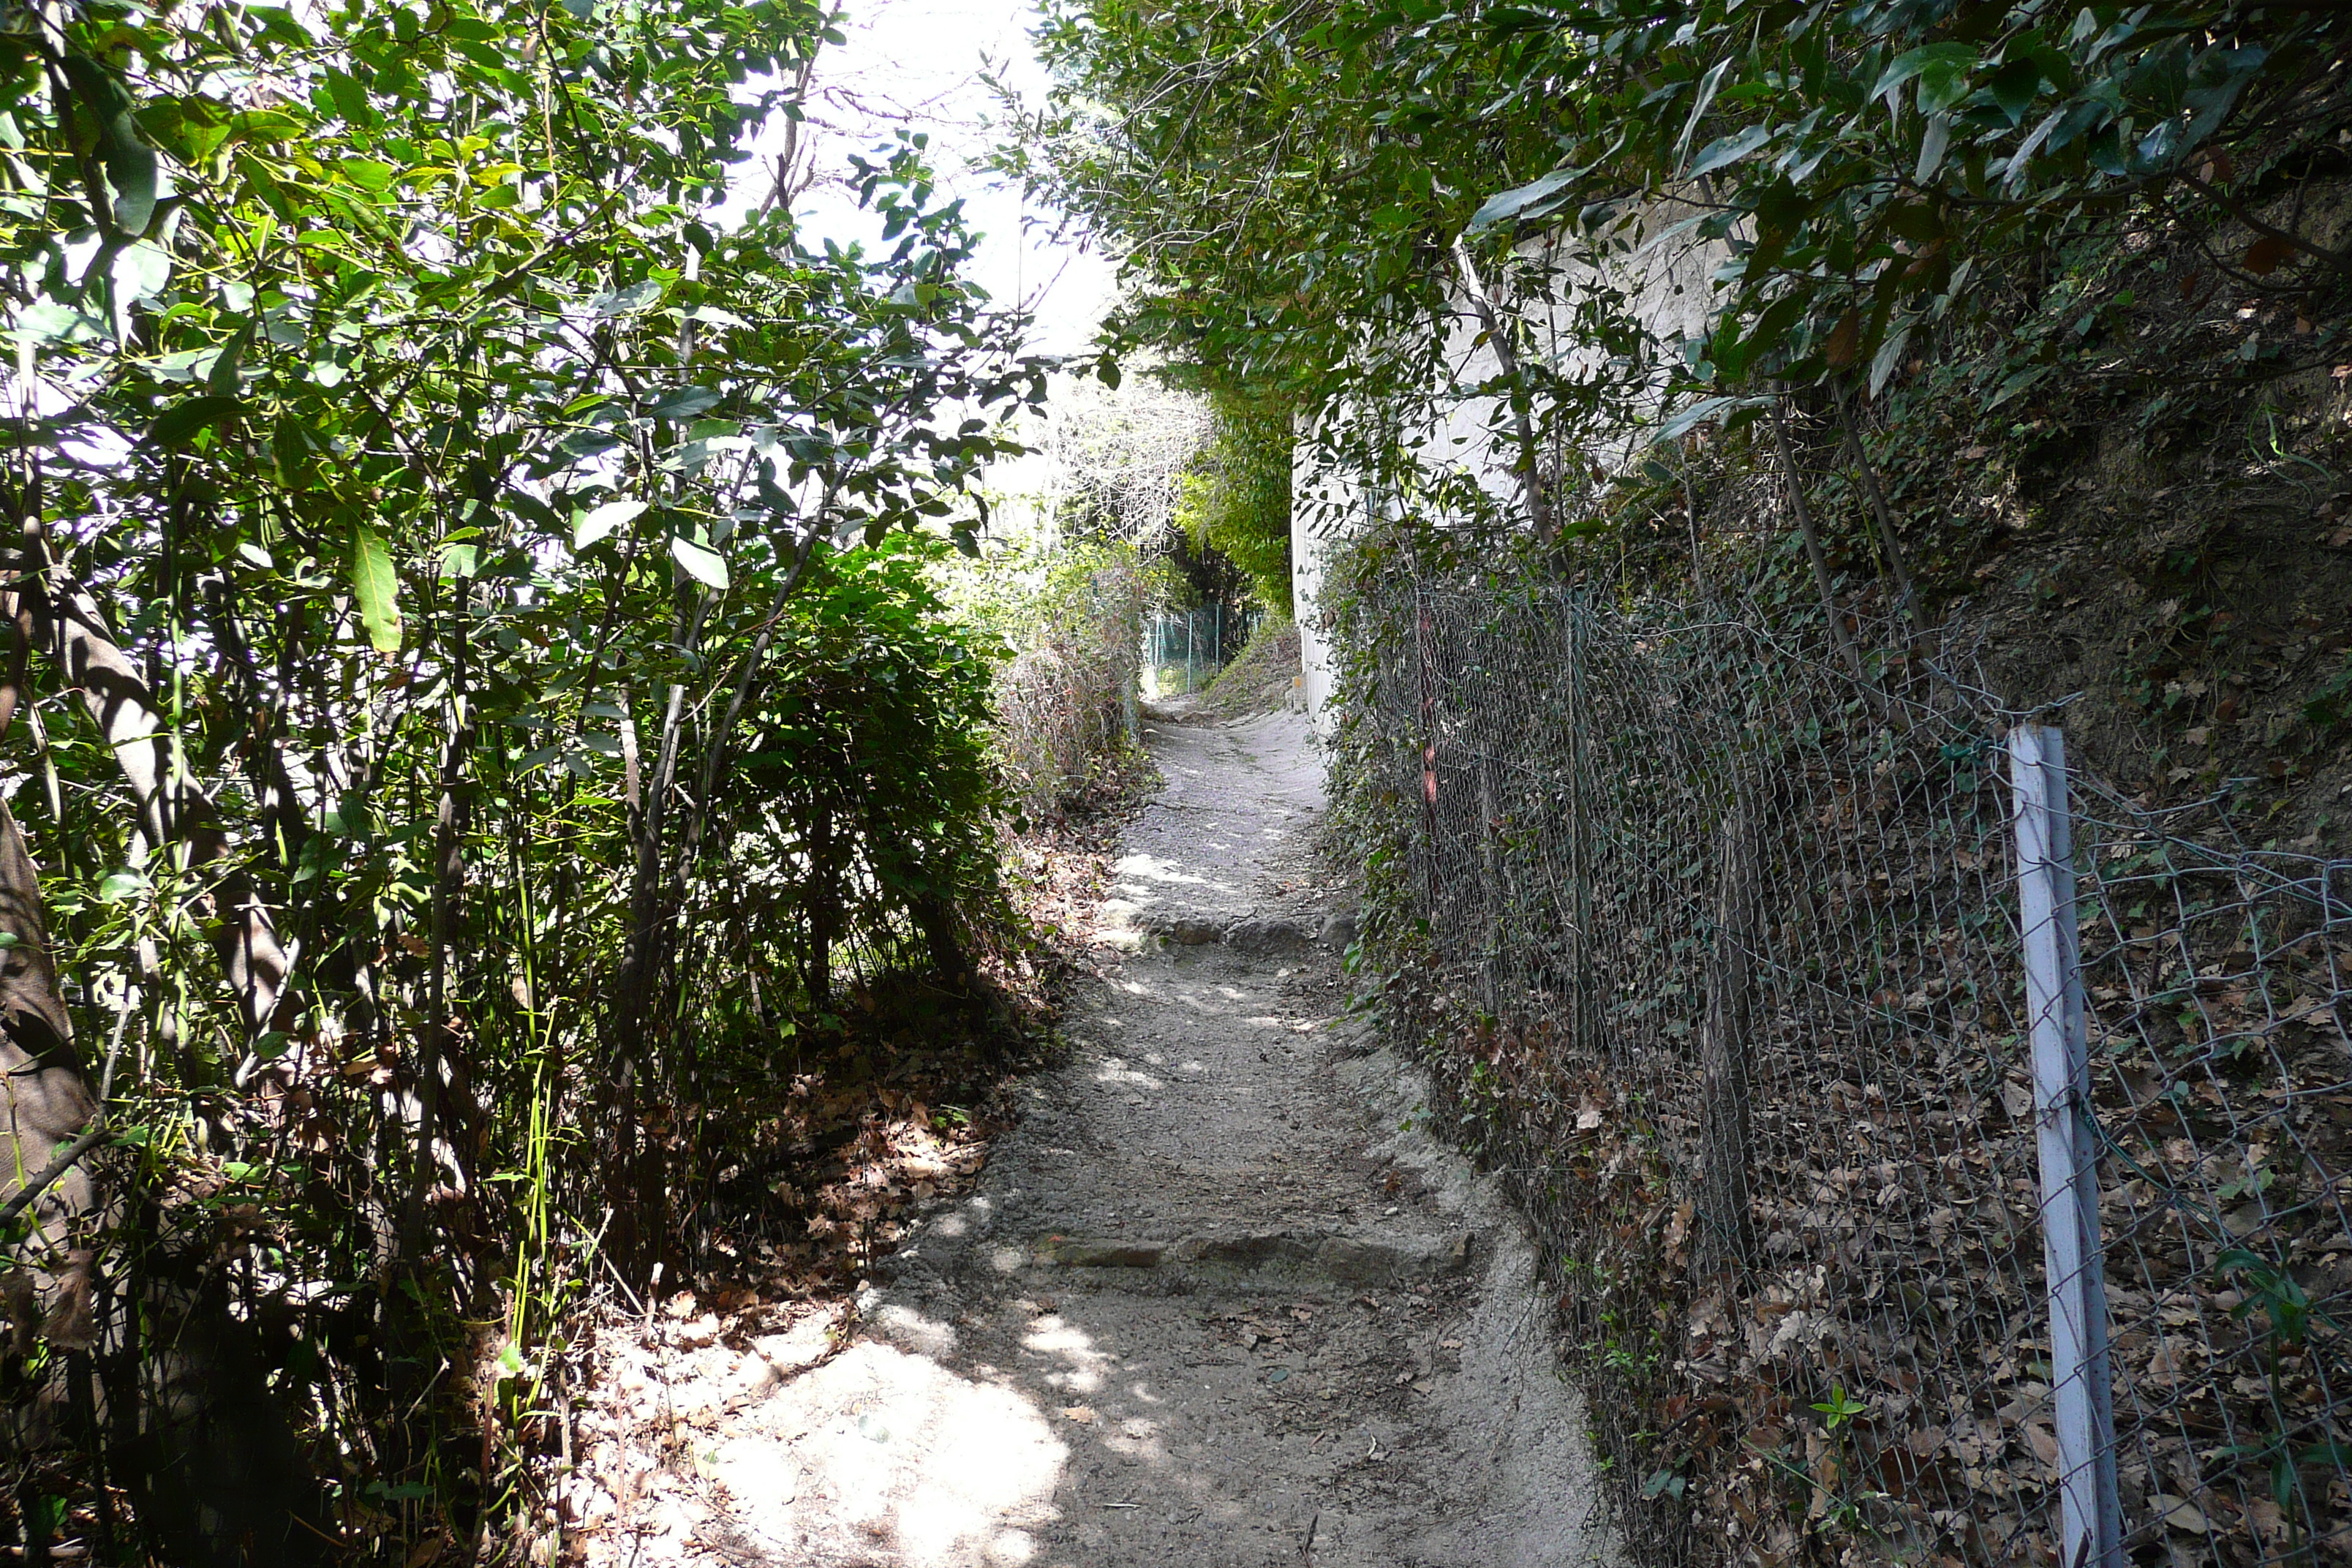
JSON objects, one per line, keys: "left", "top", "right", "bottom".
{"left": 614, "top": 711, "right": 1621, "bottom": 1567}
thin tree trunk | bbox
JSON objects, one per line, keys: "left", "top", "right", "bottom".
{"left": 0, "top": 792, "right": 95, "bottom": 1349}
{"left": 607, "top": 678, "right": 682, "bottom": 1276}
{"left": 1831, "top": 381, "right": 1922, "bottom": 627}
{"left": 805, "top": 802, "right": 840, "bottom": 1014}
{"left": 0, "top": 797, "right": 329, "bottom": 1566}
{"left": 606, "top": 551, "right": 717, "bottom": 1275}
{"left": 911, "top": 894, "right": 968, "bottom": 987}
{"left": 1768, "top": 397, "right": 1867, "bottom": 683}
{"left": 12, "top": 573, "right": 290, "bottom": 1038}
{"left": 401, "top": 578, "right": 470, "bottom": 1272}
{"left": 680, "top": 507, "right": 830, "bottom": 869}
{"left": 1451, "top": 237, "right": 1553, "bottom": 540}
{"left": 200, "top": 574, "right": 312, "bottom": 896}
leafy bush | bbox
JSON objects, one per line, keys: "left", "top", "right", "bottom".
{"left": 1176, "top": 391, "right": 1296, "bottom": 614}
{"left": 0, "top": 0, "right": 1046, "bottom": 1556}
{"left": 949, "top": 534, "right": 1161, "bottom": 815}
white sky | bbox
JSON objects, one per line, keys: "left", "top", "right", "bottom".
{"left": 729, "top": 0, "right": 1115, "bottom": 358}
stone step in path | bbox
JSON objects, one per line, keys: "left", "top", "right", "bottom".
{"left": 610, "top": 709, "right": 1624, "bottom": 1568}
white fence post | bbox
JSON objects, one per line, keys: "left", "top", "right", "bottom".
{"left": 2009, "top": 725, "right": 2123, "bottom": 1568}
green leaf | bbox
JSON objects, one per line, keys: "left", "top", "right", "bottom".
{"left": 111, "top": 241, "right": 174, "bottom": 302}
{"left": 325, "top": 68, "right": 380, "bottom": 129}
{"left": 645, "top": 385, "right": 723, "bottom": 421}
{"left": 2002, "top": 105, "right": 2068, "bottom": 187}
{"left": 227, "top": 109, "right": 309, "bottom": 146}
{"left": 60, "top": 57, "right": 160, "bottom": 234}
{"left": 15, "top": 301, "right": 107, "bottom": 345}
{"left": 1983, "top": 56, "right": 2042, "bottom": 126}
{"left": 342, "top": 157, "right": 394, "bottom": 192}
{"left": 148, "top": 395, "right": 241, "bottom": 447}
{"left": 1687, "top": 124, "right": 1774, "bottom": 180}
{"left": 553, "top": 426, "right": 625, "bottom": 463}
{"left": 1917, "top": 56, "right": 1977, "bottom": 116}
{"left": 592, "top": 280, "right": 665, "bottom": 317}
{"left": 1469, "top": 167, "right": 1579, "bottom": 233}
{"left": 1915, "top": 113, "right": 1953, "bottom": 182}
{"left": 1673, "top": 57, "right": 1733, "bottom": 173}
{"left": 1867, "top": 322, "right": 1914, "bottom": 396}
{"left": 98, "top": 869, "right": 149, "bottom": 903}
{"left": 1986, "top": 363, "right": 2051, "bottom": 409}
{"left": 670, "top": 534, "right": 730, "bottom": 590}
{"left": 1872, "top": 43, "right": 1975, "bottom": 108}
{"left": 140, "top": 94, "right": 233, "bottom": 162}
{"left": 350, "top": 522, "right": 403, "bottom": 653}
{"left": 574, "top": 498, "right": 647, "bottom": 549}
{"left": 1653, "top": 395, "right": 1751, "bottom": 445}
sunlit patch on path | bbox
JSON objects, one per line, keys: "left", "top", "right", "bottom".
{"left": 568, "top": 709, "right": 1620, "bottom": 1567}
{"left": 705, "top": 1329, "right": 1066, "bottom": 1565}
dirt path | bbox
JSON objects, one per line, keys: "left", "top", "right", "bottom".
{"left": 580, "top": 711, "right": 1621, "bottom": 1567}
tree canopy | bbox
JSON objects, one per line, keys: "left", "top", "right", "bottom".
{"left": 1012, "top": 1, "right": 2352, "bottom": 510}
{"left": 0, "top": 0, "right": 1056, "bottom": 1556}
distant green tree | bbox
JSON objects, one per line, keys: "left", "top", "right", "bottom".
{"left": 1176, "top": 391, "right": 1294, "bottom": 615}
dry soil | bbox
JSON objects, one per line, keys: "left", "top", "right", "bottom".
{"left": 565, "top": 709, "right": 1622, "bottom": 1568}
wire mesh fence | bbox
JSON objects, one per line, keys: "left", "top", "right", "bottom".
{"left": 1142, "top": 603, "right": 1259, "bottom": 695}
{"left": 1325, "top": 555, "right": 2351, "bottom": 1567}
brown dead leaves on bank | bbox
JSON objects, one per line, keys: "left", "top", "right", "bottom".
{"left": 1416, "top": 935, "right": 2350, "bottom": 1565}
{"left": 1381, "top": 741, "right": 2349, "bottom": 1568}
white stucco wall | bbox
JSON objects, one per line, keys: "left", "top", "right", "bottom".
{"left": 1288, "top": 406, "right": 1372, "bottom": 737}
{"left": 1290, "top": 203, "right": 1728, "bottom": 734}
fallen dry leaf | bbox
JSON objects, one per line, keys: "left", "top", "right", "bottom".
{"left": 2156, "top": 1494, "right": 2210, "bottom": 1535}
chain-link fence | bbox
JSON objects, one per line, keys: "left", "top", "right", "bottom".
{"left": 1142, "top": 603, "right": 1261, "bottom": 695}
{"left": 1326, "top": 558, "right": 2351, "bottom": 1567}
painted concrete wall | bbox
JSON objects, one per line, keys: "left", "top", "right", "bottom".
{"left": 1291, "top": 445, "right": 1341, "bottom": 732}
{"left": 1291, "top": 205, "right": 1729, "bottom": 734}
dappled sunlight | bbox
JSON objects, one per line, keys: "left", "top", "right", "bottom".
{"left": 1090, "top": 1058, "right": 1165, "bottom": 1091}
{"left": 1022, "top": 1311, "right": 1115, "bottom": 1397}
{"left": 1107, "top": 851, "right": 1217, "bottom": 889}
{"left": 706, "top": 1322, "right": 1068, "bottom": 1567}
{"left": 682, "top": 1292, "right": 1287, "bottom": 1566}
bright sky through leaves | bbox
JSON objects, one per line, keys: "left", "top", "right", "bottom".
{"left": 734, "top": 0, "right": 1112, "bottom": 356}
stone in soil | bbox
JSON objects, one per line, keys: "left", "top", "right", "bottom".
{"left": 568, "top": 709, "right": 1622, "bottom": 1568}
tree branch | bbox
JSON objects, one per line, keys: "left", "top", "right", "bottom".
{"left": 0, "top": 1119, "right": 108, "bottom": 1235}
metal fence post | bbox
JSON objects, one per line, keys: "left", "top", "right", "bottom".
{"left": 2008, "top": 725, "right": 2123, "bottom": 1568}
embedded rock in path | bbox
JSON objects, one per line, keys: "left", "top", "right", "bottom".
{"left": 600, "top": 708, "right": 1621, "bottom": 1568}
